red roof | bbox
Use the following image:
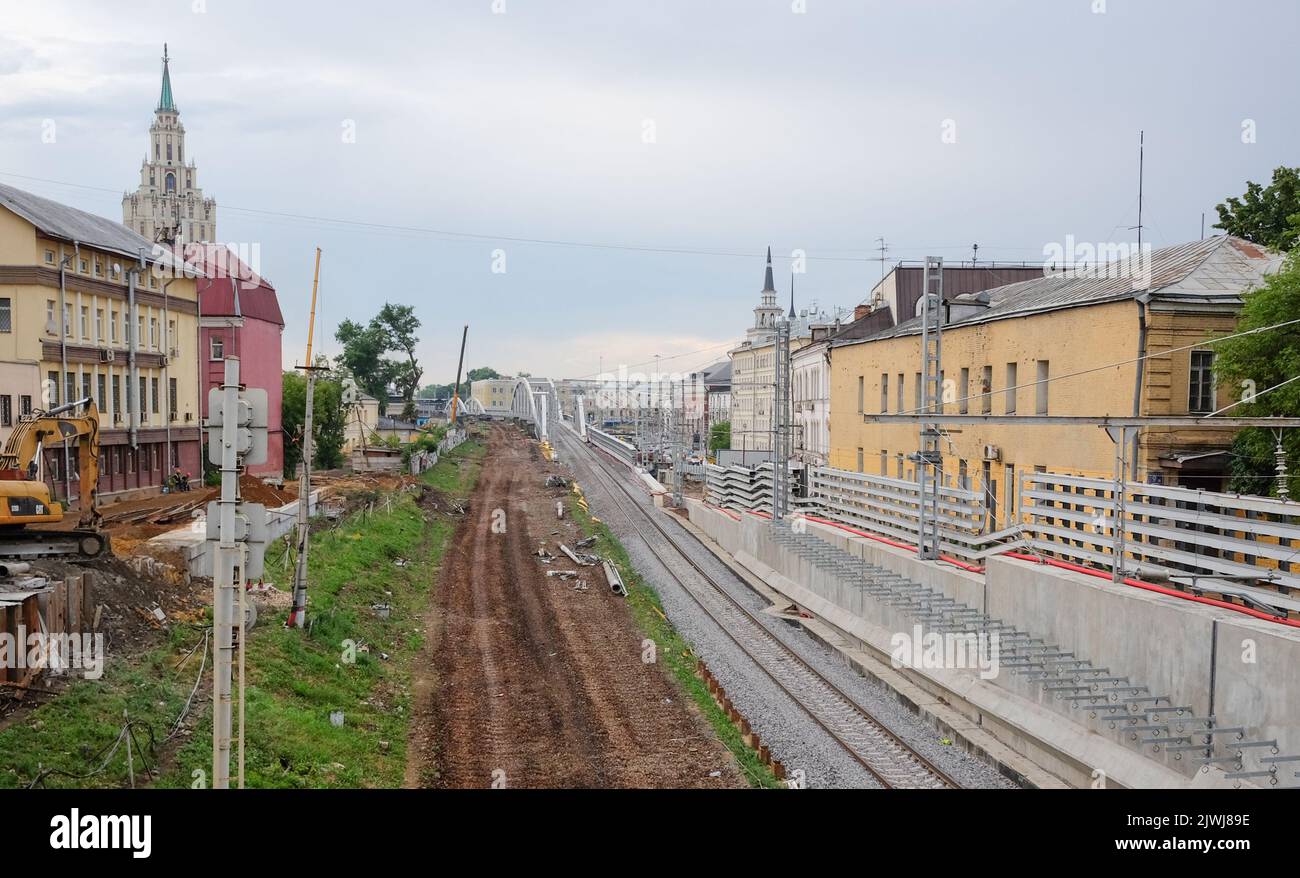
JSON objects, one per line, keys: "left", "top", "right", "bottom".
{"left": 184, "top": 243, "right": 285, "bottom": 327}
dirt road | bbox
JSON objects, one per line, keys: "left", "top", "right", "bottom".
{"left": 407, "top": 424, "right": 744, "bottom": 789}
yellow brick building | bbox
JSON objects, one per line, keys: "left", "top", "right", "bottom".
{"left": 0, "top": 182, "right": 201, "bottom": 502}
{"left": 827, "top": 237, "right": 1282, "bottom": 523}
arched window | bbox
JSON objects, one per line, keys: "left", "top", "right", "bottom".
{"left": 165, "top": 173, "right": 176, "bottom": 193}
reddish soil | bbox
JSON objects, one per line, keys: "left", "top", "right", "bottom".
{"left": 406, "top": 424, "right": 744, "bottom": 789}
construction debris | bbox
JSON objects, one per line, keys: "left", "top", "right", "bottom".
{"left": 558, "top": 544, "right": 598, "bottom": 567}
{"left": 576, "top": 536, "right": 598, "bottom": 549}
{"left": 546, "top": 570, "right": 579, "bottom": 581}
{"left": 603, "top": 560, "right": 628, "bottom": 597}
{"left": 544, "top": 475, "right": 571, "bottom": 488}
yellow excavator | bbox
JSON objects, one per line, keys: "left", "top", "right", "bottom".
{"left": 0, "top": 397, "right": 109, "bottom": 559}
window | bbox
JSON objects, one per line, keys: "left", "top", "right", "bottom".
{"left": 95, "top": 309, "right": 104, "bottom": 342}
{"left": 880, "top": 373, "right": 888, "bottom": 413}
{"left": 896, "top": 453, "right": 905, "bottom": 479}
{"left": 80, "top": 306, "right": 89, "bottom": 339}
{"left": 65, "top": 373, "right": 75, "bottom": 407}
{"left": 914, "top": 371, "right": 922, "bottom": 410}
{"left": 47, "top": 300, "right": 55, "bottom": 330}
{"left": 857, "top": 376, "right": 864, "bottom": 414}
{"left": 45, "top": 250, "right": 55, "bottom": 264}
{"left": 1036, "top": 361, "right": 1050, "bottom": 415}
{"left": 959, "top": 367, "right": 969, "bottom": 414}
{"left": 111, "top": 310, "right": 119, "bottom": 342}
{"left": 1, "top": 395, "right": 10, "bottom": 427}
{"left": 78, "top": 259, "right": 87, "bottom": 273}
{"left": 980, "top": 366, "right": 993, "bottom": 414}
{"left": 165, "top": 173, "right": 176, "bottom": 193}
{"left": 959, "top": 459, "right": 969, "bottom": 490}
{"left": 880, "top": 450, "right": 888, "bottom": 474}
{"left": 169, "top": 378, "right": 178, "bottom": 420}
{"left": 82, "top": 374, "right": 91, "bottom": 405}
{"left": 97, "top": 374, "right": 106, "bottom": 410}
{"left": 151, "top": 377, "right": 159, "bottom": 414}
{"left": 856, "top": 447, "right": 864, "bottom": 473}
{"left": 20, "top": 395, "right": 32, "bottom": 416}
{"left": 112, "top": 376, "right": 121, "bottom": 416}
{"left": 1189, "top": 351, "right": 1214, "bottom": 413}
{"left": 93, "top": 260, "right": 102, "bottom": 277}
{"left": 140, "top": 377, "right": 148, "bottom": 421}
{"left": 63, "top": 302, "right": 72, "bottom": 336}
{"left": 0, "top": 297, "right": 10, "bottom": 333}
{"left": 168, "top": 320, "right": 177, "bottom": 352}
{"left": 150, "top": 318, "right": 159, "bottom": 350}
{"left": 1005, "top": 363, "right": 1017, "bottom": 414}
{"left": 210, "top": 335, "right": 225, "bottom": 360}
{"left": 896, "top": 373, "right": 904, "bottom": 413}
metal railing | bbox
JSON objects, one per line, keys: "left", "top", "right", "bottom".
{"left": 805, "top": 466, "right": 1005, "bottom": 561}
{"left": 1021, "top": 472, "right": 1300, "bottom": 598}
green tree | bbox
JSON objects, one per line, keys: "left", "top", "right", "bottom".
{"left": 1213, "top": 252, "right": 1300, "bottom": 496}
{"left": 334, "top": 319, "right": 394, "bottom": 402}
{"left": 1215, "top": 166, "right": 1300, "bottom": 252}
{"left": 282, "top": 371, "right": 348, "bottom": 478}
{"left": 374, "top": 303, "right": 423, "bottom": 419}
{"left": 708, "top": 420, "right": 731, "bottom": 453}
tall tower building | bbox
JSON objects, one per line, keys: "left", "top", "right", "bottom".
{"left": 747, "top": 246, "right": 784, "bottom": 341}
{"left": 122, "top": 45, "right": 217, "bottom": 246}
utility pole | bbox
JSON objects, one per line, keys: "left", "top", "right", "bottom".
{"left": 205, "top": 355, "right": 268, "bottom": 789}
{"left": 915, "top": 256, "right": 944, "bottom": 560}
{"left": 290, "top": 248, "right": 322, "bottom": 630}
{"left": 772, "top": 314, "right": 792, "bottom": 520}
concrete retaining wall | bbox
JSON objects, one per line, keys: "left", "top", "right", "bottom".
{"left": 686, "top": 500, "right": 1300, "bottom": 788}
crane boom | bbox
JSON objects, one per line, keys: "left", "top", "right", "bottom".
{"left": 449, "top": 324, "right": 469, "bottom": 425}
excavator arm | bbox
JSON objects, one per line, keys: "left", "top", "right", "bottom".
{"left": 0, "top": 398, "right": 102, "bottom": 529}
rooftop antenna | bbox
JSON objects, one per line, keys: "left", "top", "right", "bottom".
{"left": 1128, "top": 130, "right": 1145, "bottom": 248}
{"left": 971, "top": 243, "right": 979, "bottom": 266}
{"left": 874, "top": 237, "right": 889, "bottom": 284}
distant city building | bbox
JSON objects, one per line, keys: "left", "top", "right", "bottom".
{"left": 729, "top": 248, "right": 841, "bottom": 453}
{"left": 122, "top": 46, "right": 217, "bottom": 246}
{"left": 471, "top": 378, "right": 517, "bottom": 415}
{"left": 869, "top": 261, "right": 1046, "bottom": 325}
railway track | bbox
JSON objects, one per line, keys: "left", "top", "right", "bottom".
{"left": 555, "top": 424, "right": 960, "bottom": 789}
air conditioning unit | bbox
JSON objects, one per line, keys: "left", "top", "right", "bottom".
{"left": 184, "top": 412, "right": 193, "bottom": 422}
{"left": 113, "top": 412, "right": 123, "bottom": 425}
{"left": 100, "top": 349, "right": 116, "bottom": 363}
{"left": 45, "top": 319, "right": 57, "bottom": 336}
{"left": 982, "top": 444, "right": 1001, "bottom": 462}
{"left": 159, "top": 355, "right": 169, "bottom": 366}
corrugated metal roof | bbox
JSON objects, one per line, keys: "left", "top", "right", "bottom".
{"left": 0, "top": 181, "right": 180, "bottom": 266}
{"left": 833, "top": 236, "right": 1280, "bottom": 348}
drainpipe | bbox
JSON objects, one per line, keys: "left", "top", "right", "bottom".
{"left": 127, "top": 259, "right": 139, "bottom": 449}
{"left": 57, "top": 244, "right": 78, "bottom": 503}
{"left": 163, "top": 276, "right": 174, "bottom": 474}
{"left": 1131, "top": 299, "right": 1148, "bottom": 480}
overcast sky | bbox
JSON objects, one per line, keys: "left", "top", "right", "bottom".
{"left": 1, "top": 0, "right": 1295, "bottom": 385}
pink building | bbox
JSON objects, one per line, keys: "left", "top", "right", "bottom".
{"left": 187, "top": 245, "right": 285, "bottom": 477}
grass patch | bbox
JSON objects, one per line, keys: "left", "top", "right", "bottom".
{"left": 0, "top": 436, "right": 485, "bottom": 790}
{"left": 567, "top": 489, "right": 781, "bottom": 789}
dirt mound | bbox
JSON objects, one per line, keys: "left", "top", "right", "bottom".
{"left": 239, "top": 474, "right": 296, "bottom": 507}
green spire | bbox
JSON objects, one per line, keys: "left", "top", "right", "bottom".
{"left": 157, "top": 44, "right": 176, "bottom": 113}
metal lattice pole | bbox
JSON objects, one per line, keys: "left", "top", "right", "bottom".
{"left": 916, "top": 256, "right": 944, "bottom": 560}
{"left": 772, "top": 316, "right": 792, "bottom": 520}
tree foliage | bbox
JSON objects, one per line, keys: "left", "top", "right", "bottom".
{"left": 708, "top": 420, "right": 731, "bottom": 453}
{"left": 334, "top": 303, "right": 424, "bottom": 417}
{"left": 282, "top": 370, "right": 348, "bottom": 478}
{"left": 1215, "top": 166, "right": 1300, "bottom": 252}
{"left": 1213, "top": 252, "right": 1300, "bottom": 496}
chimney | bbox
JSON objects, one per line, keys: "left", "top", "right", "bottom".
{"left": 853, "top": 304, "right": 870, "bottom": 321}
